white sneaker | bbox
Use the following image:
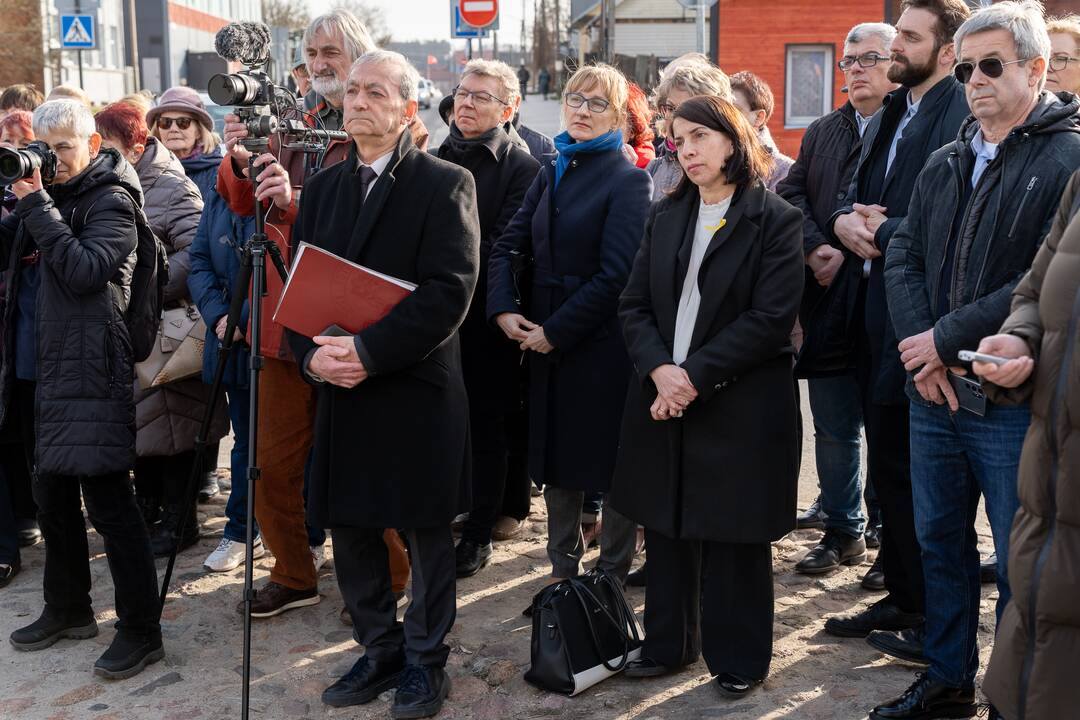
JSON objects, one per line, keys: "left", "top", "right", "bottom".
{"left": 310, "top": 544, "right": 330, "bottom": 572}
{"left": 204, "top": 537, "right": 265, "bottom": 573}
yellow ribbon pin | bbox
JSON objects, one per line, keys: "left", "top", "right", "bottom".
{"left": 704, "top": 218, "right": 727, "bottom": 233}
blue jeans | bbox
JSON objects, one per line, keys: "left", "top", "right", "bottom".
{"left": 909, "top": 400, "right": 1029, "bottom": 688}
{"left": 224, "top": 385, "right": 259, "bottom": 543}
{"left": 809, "top": 375, "right": 865, "bottom": 537}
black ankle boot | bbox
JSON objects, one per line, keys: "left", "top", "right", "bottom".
{"left": 93, "top": 630, "right": 165, "bottom": 679}
{"left": 151, "top": 503, "right": 199, "bottom": 558}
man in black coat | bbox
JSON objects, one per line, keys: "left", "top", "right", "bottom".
{"left": 777, "top": 21, "right": 898, "bottom": 578}
{"left": 821, "top": 0, "right": 971, "bottom": 648}
{"left": 436, "top": 59, "right": 540, "bottom": 577}
{"left": 285, "top": 51, "right": 479, "bottom": 720}
{"left": 2, "top": 100, "right": 163, "bottom": 679}
{"left": 879, "top": 6, "right": 1080, "bottom": 715}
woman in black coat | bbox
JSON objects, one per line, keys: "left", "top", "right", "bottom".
{"left": 610, "top": 95, "right": 804, "bottom": 696}
{"left": 488, "top": 64, "right": 652, "bottom": 587}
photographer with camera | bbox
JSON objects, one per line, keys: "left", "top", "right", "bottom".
{"left": 213, "top": 9, "right": 420, "bottom": 618}
{"left": 1, "top": 100, "right": 163, "bottom": 679}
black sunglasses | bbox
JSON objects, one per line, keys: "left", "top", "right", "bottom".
{"left": 953, "top": 57, "right": 1030, "bottom": 84}
{"left": 157, "top": 116, "right": 194, "bottom": 130}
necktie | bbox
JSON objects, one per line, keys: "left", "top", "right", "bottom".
{"left": 357, "top": 165, "right": 378, "bottom": 203}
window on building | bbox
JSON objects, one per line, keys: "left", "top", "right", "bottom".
{"left": 784, "top": 44, "right": 834, "bottom": 129}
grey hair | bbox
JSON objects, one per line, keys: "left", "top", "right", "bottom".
{"left": 304, "top": 8, "right": 377, "bottom": 62}
{"left": 351, "top": 50, "right": 420, "bottom": 103}
{"left": 955, "top": 1, "right": 1051, "bottom": 86}
{"left": 32, "top": 99, "right": 97, "bottom": 139}
{"left": 655, "top": 63, "right": 732, "bottom": 106}
{"left": 461, "top": 58, "right": 521, "bottom": 104}
{"left": 845, "top": 22, "right": 897, "bottom": 52}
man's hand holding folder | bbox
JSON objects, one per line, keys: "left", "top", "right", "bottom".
{"left": 273, "top": 243, "right": 416, "bottom": 388}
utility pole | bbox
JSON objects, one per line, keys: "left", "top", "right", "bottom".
{"left": 75, "top": 0, "right": 85, "bottom": 89}
{"left": 127, "top": 0, "right": 140, "bottom": 88}
{"left": 696, "top": 2, "right": 706, "bottom": 54}
{"left": 599, "top": 0, "right": 616, "bottom": 63}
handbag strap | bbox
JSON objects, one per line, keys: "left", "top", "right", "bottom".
{"left": 566, "top": 577, "right": 634, "bottom": 673}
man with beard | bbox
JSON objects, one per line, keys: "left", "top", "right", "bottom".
{"left": 214, "top": 8, "right": 418, "bottom": 618}
{"left": 819, "top": 0, "right": 970, "bottom": 660}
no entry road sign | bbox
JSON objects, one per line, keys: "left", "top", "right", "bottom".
{"left": 459, "top": 0, "right": 498, "bottom": 29}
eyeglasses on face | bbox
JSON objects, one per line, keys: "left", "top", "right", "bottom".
{"left": 658, "top": 101, "right": 678, "bottom": 116}
{"left": 563, "top": 92, "right": 611, "bottom": 114}
{"left": 1050, "top": 54, "right": 1080, "bottom": 72}
{"left": 953, "top": 57, "right": 1031, "bottom": 84}
{"left": 158, "top": 116, "right": 193, "bottom": 130}
{"left": 452, "top": 86, "right": 509, "bottom": 107}
{"left": 838, "top": 52, "right": 890, "bottom": 71}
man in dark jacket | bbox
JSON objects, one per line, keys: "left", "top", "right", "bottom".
{"left": 2, "top": 100, "right": 163, "bottom": 679}
{"left": 878, "top": 5, "right": 1080, "bottom": 717}
{"left": 437, "top": 59, "right": 541, "bottom": 577}
{"left": 778, "top": 21, "right": 898, "bottom": 582}
{"left": 286, "top": 51, "right": 479, "bottom": 719}
{"left": 821, "top": 0, "right": 970, "bottom": 649}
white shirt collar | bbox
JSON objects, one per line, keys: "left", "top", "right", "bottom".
{"left": 971, "top": 129, "right": 999, "bottom": 157}
{"left": 357, "top": 149, "right": 394, "bottom": 177}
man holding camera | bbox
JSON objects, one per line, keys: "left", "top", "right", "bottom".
{"left": 1, "top": 100, "right": 163, "bottom": 678}
{"left": 286, "top": 50, "right": 478, "bottom": 719}
{"left": 216, "top": 9, "right": 421, "bottom": 617}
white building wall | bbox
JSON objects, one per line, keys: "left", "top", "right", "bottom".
{"left": 41, "top": 0, "right": 131, "bottom": 104}
{"left": 614, "top": 21, "right": 709, "bottom": 59}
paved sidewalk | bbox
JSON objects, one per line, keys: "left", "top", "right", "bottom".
{"left": 518, "top": 94, "right": 563, "bottom": 139}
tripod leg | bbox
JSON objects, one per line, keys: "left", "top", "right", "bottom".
{"left": 158, "top": 255, "right": 254, "bottom": 610}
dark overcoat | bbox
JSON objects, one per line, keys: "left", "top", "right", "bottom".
{"left": 285, "top": 131, "right": 480, "bottom": 529}
{"left": 487, "top": 147, "right": 652, "bottom": 492}
{"left": 609, "top": 183, "right": 804, "bottom": 543}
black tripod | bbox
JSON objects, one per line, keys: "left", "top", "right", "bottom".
{"left": 156, "top": 139, "right": 289, "bottom": 720}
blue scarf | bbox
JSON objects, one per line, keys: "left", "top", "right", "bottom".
{"left": 553, "top": 129, "right": 624, "bottom": 188}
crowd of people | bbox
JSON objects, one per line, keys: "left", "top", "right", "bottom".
{"left": 0, "top": 0, "right": 1078, "bottom": 718}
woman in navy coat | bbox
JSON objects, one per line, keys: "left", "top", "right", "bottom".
{"left": 488, "top": 64, "right": 652, "bottom": 587}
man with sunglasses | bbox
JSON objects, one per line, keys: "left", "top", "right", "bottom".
{"left": 821, "top": 0, "right": 970, "bottom": 657}
{"left": 879, "top": 3, "right": 1080, "bottom": 718}
{"left": 779, "top": 22, "right": 898, "bottom": 586}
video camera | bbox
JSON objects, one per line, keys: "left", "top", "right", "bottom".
{"left": 208, "top": 22, "right": 346, "bottom": 151}
{"left": 0, "top": 141, "right": 58, "bottom": 186}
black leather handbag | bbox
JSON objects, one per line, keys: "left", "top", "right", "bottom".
{"left": 524, "top": 568, "right": 643, "bottom": 696}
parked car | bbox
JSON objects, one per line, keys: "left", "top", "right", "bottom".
{"left": 417, "top": 79, "right": 434, "bottom": 110}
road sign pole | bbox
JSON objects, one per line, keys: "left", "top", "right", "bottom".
{"left": 696, "top": 4, "right": 705, "bottom": 54}
{"left": 78, "top": 50, "right": 84, "bottom": 88}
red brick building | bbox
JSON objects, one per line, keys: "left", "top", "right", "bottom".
{"left": 714, "top": 0, "right": 1076, "bottom": 158}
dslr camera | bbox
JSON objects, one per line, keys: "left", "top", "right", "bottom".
{"left": 0, "top": 141, "right": 58, "bottom": 185}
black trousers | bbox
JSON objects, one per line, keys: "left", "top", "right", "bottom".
{"left": 643, "top": 529, "right": 774, "bottom": 681}
{"left": 462, "top": 390, "right": 531, "bottom": 545}
{"left": 854, "top": 297, "right": 923, "bottom": 615}
{"left": 334, "top": 525, "right": 455, "bottom": 667}
{"left": 35, "top": 471, "right": 161, "bottom": 636}
{"left": 1, "top": 380, "right": 37, "bottom": 522}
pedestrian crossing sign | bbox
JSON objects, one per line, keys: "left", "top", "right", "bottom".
{"left": 60, "top": 14, "right": 95, "bottom": 49}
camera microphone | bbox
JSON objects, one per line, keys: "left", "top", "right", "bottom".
{"left": 214, "top": 21, "right": 272, "bottom": 66}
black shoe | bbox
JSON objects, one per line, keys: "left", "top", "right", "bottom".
{"left": 625, "top": 563, "right": 647, "bottom": 587}
{"left": 625, "top": 656, "right": 673, "bottom": 678}
{"left": 867, "top": 626, "right": 928, "bottom": 666}
{"left": 864, "top": 523, "right": 881, "bottom": 549}
{"left": 0, "top": 560, "right": 20, "bottom": 588}
{"left": 870, "top": 673, "right": 976, "bottom": 719}
{"left": 391, "top": 665, "right": 451, "bottom": 720}
{"left": 197, "top": 473, "right": 220, "bottom": 503}
{"left": 136, "top": 496, "right": 161, "bottom": 534}
{"left": 980, "top": 553, "right": 997, "bottom": 584}
{"left": 151, "top": 503, "right": 199, "bottom": 558}
{"left": 862, "top": 553, "right": 886, "bottom": 592}
{"left": 322, "top": 654, "right": 405, "bottom": 708}
{"left": 455, "top": 539, "right": 492, "bottom": 578}
{"left": 93, "top": 631, "right": 165, "bottom": 680}
{"left": 10, "top": 606, "right": 99, "bottom": 651}
{"left": 824, "top": 599, "right": 923, "bottom": 639}
{"left": 16, "top": 519, "right": 41, "bottom": 547}
{"left": 715, "top": 673, "right": 761, "bottom": 698}
{"left": 796, "top": 530, "right": 866, "bottom": 574}
{"left": 796, "top": 498, "right": 827, "bottom": 530}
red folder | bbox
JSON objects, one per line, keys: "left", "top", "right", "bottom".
{"left": 272, "top": 242, "right": 416, "bottom": 338}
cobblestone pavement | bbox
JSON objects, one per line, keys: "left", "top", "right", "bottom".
{"left": 0, "top": 382, "right": 999, "bottom": 720}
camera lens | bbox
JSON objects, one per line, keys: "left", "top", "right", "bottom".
{"left": 208, "top": 72, "right": 262, "bottom": 106}
{"left": 0, "top": 147, "right": 36, "bottom": 185}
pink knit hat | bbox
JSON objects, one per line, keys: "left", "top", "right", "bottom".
{"left": 146, "top": 86, "right": 214, "bottom": 131}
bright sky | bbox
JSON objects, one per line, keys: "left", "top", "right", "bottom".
{"left": 306, "top": 0, "right": 528, "bottom": 44}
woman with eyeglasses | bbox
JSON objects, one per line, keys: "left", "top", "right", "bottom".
{"left": 488, "top": 64, "right": 652, "bottom": 600}
{"left": 1047, "top": 15, "right": 1080, "bottom": 95}
{"left": 611, "top": 95, "right": 803, "bottom": 697}
{"left": 435, "top": 59, "right": 541, "bottom": 578}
